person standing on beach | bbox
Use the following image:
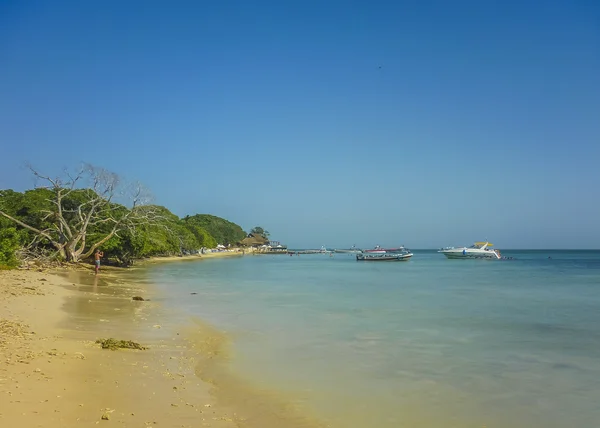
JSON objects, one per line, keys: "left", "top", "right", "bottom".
{"left": 94, "top": 249, "right": 104, "bottom": 275}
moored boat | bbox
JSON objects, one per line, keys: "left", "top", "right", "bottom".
{"left": 438, "top": 241, "right": 501, "bottom": 259}
{"left": 357, "top": 250, "right": 413, "bottom": 261}
{"left": 363, "top": 245, "right": 406, "bottom": 254}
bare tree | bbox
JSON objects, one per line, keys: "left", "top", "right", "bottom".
{"left": 0, "top": 164, "right": 161, "bottom": 262}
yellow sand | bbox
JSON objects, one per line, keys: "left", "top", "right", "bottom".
{"left": 0, "top": 256, "right": 326, "bottom": 428}
{"left": 139, "top": 249, "right": 248, "bottom": 265}
{"left": 0, "top": 267, "right": 240, "bottom": 427}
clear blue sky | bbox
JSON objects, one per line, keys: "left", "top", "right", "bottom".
{"left": 1, "top": 0, "right": 599, "bottom": 249}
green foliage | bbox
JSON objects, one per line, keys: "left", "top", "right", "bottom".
{"left": 0, "top": 189, "right": 55, "bottom": 262}
{"left": 0, "top": 189, "right": 54, "bottom": 251}
{"left": 0, "top": 189, "right": 24, "bottom": 215}
{"left": 0, "top": 217, "right": 23, "bottom": 268}
{"left": 250, "top": 226, "right": 270, "bottom": 239}
{"left": 1, "top": 181, "right": 253, "bottom": 267}
{"left": 183, "top": 214, "right": 246, "bottom": 245}
{"left": 97, "top": 206, "right": 220, "bottom": 265}
{"left": 0, "top": 165, "right": 160, "bottom": 262}
{"left": 183, "top": 223, "right": 217, "bottom": 249}
{"left": 138, "top": 205, "right": 199, "bottom": 253}
{"left": 1, "top": 185, "right": 129, "bottom": 261}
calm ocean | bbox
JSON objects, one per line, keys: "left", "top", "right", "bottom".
{"left": 148, "top": 250, "right": 600, "bottom": 428}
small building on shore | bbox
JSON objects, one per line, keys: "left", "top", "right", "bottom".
{"left": 266, "top": 241, "right": 288, "bottom": 253}
{"left": 239, "top": 233, "right": 269, "bottom": 249}
{"left": 238, "top": 234, "right": 288, "bottom": 253}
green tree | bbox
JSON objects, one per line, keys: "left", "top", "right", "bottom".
{"left": 250, "top": 226, "right": 270, "bottom": 239}
{"left": 183, "top": 214, "right": 245, "bottom": 245}
{"left": 100, "top": 205, "right": 199, "bottom": 264}
{"left": 183, "top": 223, "right": 217, "bottom": 248}
{"left": 0, "top": 165, "right": 162, "bottom": 262}
{"left": 0, "top": 217, "right": 23, "bottom": 268}
{"left": 0, "top": 188, "right": 56, "bottom": 255}
{"left": 0, "top": 167, "right": 248, "bottom": 266}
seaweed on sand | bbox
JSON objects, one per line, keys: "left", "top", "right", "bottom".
{"left": 0, "top": 319, "right": 29, "bottom": 347}
{"left": 95, "top": 338, "right": 147, "bottom": 350}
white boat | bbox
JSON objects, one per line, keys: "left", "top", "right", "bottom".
{"left": 357, "top": 249, "right": 413, "bottom": 261}
{"left": 438, "top": 242, "right": 501, "bottom": 260}
{"left": 362, "top": 245, "right": 405, "bottom": 254}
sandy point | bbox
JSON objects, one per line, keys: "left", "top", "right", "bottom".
{"left": 139, "top": 249, "right": 248, "bottom": 266}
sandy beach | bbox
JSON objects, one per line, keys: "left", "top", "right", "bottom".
{"left": 0, "top": 265, "right": 242, "bottom": 428}
{"left": 0, "top": 253, "right": 325, "bottom": 428}
{"left": 139, "top": 250, "right": 247, "bottom": 266}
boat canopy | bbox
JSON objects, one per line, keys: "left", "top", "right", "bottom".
{"left": 474, "top": 242, "right": 493, "bottom": 246}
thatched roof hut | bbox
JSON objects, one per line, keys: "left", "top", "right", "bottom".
{"left": 239, "top": 233, "right": 269, "bottom": 247}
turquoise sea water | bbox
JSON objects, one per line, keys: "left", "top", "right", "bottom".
{"left": 149, "top": 250, "right": 600, "bottom": 428}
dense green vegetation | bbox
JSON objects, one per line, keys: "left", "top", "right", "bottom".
{"left": 0, "top": 216, "right": 23, "bottom": 268}
{"left": 182, "top": 214, "right": 246, "bottom": 246}
{"left": 0, "top": 166, "right": 250, "bottom": 268}
{"left": 98, "top": 205, "right": 222, "bottom": 266}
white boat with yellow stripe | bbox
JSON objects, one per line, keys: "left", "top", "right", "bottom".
{"left": 439, "top": 241, "right": 501, "bottom": 260}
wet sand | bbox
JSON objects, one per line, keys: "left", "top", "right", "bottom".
{"left": 0, "top": 267, "right": 241, "bottom": 428}
{"left": 0, "top": 258, "right": 328, "bottom": 428}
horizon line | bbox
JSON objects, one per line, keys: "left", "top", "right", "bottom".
{"left": 288, "top": 247, "right": 600, "bottom": 251}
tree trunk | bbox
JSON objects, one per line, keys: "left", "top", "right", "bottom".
{"left": 63, "top": 244, "right": 78, "bottom": 262}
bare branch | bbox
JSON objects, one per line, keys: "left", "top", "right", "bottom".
{"left": 26, "top": 163, "right": 61, "bottom": 189}
{"left": 6, "top": 163, "right": 156, "bottom": 263}
{"left": 0, "top": 210, "right": 56, "bottom": 244}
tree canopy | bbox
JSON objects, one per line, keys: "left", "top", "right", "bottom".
{"left": 182, "top": 214, "right": 246, "bottom": 245}
{"left": 0, "top": 216, "right": 24, "bottom": 268}
{"left": 0, "top": 165, "right": 162, "bottom": 262}
{"left": 0, "top": 164, "right": 256, "bottom": 268}
{"left": 250, "top": 226, "right": 270, "bottom": 239}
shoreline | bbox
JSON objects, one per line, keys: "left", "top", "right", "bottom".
{"left": 0, "top": 253, "right": 327, "bottom": 428}
{"left": 0, "top": 263, "right": 243, "bottom": 427}
{"left": 139, "top": 249, "right": 248, "bottom": 265}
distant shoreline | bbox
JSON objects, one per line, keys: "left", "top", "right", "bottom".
{"left": 137, "top": 248, "right": 247, "bottom": 265}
